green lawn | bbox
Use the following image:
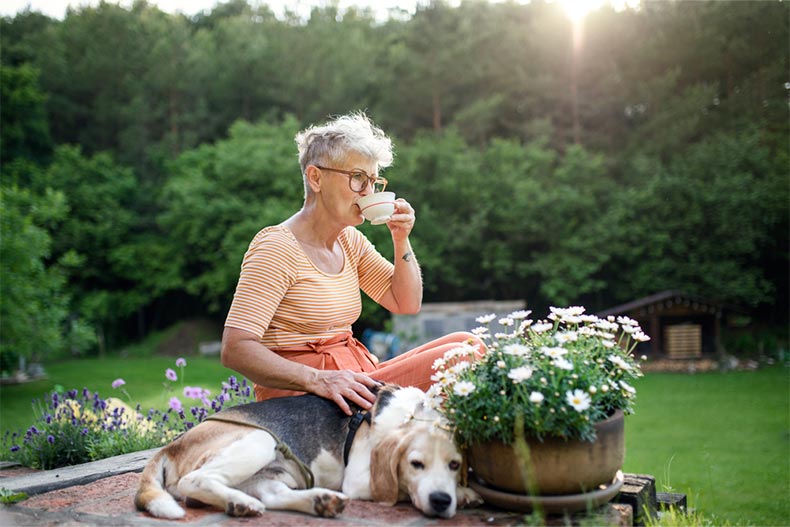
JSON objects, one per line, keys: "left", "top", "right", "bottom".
{"left": 623, "top": 365, "right": 789, "bottom": 526}
{"left": 1, "top": 358, "right": 788, "bottom": 526}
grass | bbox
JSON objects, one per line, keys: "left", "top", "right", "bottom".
{"left": 0, "top": 355, "right": 787, "bottom": 526}
{"left": 623, "top": 365, "right": 789, "bottom": 526}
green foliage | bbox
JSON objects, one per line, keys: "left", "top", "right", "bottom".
{"left": 0, "top": 181, "right": 79, "bottom": 365}
{"left": 0, "top": 488, "right": 28, "bottom": 504}
{"left": 0, "top": 64, "right": 52, "bottom": 165}
{"left": 610, "top": 129, "right": 786, "bottom": 307}
{"left": 158, "top": 116, "right": 304, "bottom": 312}
{"left": 0, "top": 0, "right": 786, "bottom": 349}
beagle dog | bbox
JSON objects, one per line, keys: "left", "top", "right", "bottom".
{"left": 135, "top": 384, "right": 482, "bottom": 519}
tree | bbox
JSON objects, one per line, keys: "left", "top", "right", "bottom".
{"left": 609, "top": 129, "right": 786, "bottom": 309}
{"left": 0, "top": 181, "right": 87, "bottom": 369}
{"left": 158, "top": 116, "right": 304, "bottom": 313}
{"left": 0, "top": 64, "right": 52, "bottom": 165}
{"left": 27, "top": 146, "right": 147, "bottom": 351}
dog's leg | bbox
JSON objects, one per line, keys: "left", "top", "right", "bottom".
{"left": 456, "top": 485, "right": 483, "bottom": 508}
{"left": 247, "top": 479, "right": 349, "bottom": 518}
{"left": 177, "top": 430, "right": 276, "bottom": 517}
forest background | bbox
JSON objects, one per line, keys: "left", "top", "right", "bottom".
{"left": 1, "top": 0, "right": 788, "bottom": 366}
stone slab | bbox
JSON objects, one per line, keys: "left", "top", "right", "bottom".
{"left": 0, "top": 447, "right": 160, "bottom": 496}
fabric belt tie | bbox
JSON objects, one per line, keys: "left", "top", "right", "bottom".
{"left": 254, "top": 331, "right": 378, "bottom": 402}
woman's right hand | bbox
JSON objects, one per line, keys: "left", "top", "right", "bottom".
{"left": 311, "top": 369, "right": 379, "bottom": 415}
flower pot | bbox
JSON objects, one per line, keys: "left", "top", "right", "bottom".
{"left": 467, "top": 410, "right": 624, "bottom": 495}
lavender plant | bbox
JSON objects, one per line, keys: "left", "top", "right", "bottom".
{"left": 2, "top": 359, "right": 254, "bottom": 469}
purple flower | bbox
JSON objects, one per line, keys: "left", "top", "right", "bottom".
{"left": 175, "top": 358, "right": 187, "bottom": 368}
{"left": 168, "top": 397, "right": 183, "bottom": 412}
{"left": 165, "top": 369, "right": 177, "bottom": 382}
{"left": 47, "top": 435, "right": 55, "bottom": 445}
{"left": 10, "top": 445, "right": 20, "bottom": 452}
{"left": 184, "top": 386, "right": 204, "bottom": 399}
{"left": 111, "top": 378, "right": 126, "bottom": 389}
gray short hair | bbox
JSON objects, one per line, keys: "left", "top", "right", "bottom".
{"left": 295, "top": 111, "right": 394, "bottom": 175}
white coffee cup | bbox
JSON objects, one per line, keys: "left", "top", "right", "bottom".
{"left": 357, "top": 191, "right": 396, "bottom": 225}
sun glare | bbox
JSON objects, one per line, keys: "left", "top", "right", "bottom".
{"left": 559, "top": 0, "right": 605, "bottom": 23}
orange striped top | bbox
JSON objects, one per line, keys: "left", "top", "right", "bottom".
{"left": 225, "top": 225, "right": 394, "bottom": 348}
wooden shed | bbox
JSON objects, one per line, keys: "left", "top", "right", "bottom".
{"left": 597, "top": 290, "right": 730, "bottom": 359}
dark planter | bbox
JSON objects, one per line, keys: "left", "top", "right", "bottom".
{"left": 467, "top": 409, "right": 625, "bottom": 495}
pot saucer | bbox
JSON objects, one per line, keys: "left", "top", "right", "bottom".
{"left": 469, "top": 470, "right": 624, "bottom": 514}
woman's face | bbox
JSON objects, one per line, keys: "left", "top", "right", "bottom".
{"left": 318, "top": 152, "right": 378, "bottom": 226}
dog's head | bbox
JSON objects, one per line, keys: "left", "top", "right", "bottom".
{"left": 368, "top": 395, "right": 464, "bottom": 518}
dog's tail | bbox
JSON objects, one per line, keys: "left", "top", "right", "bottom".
{"left": 135, "top": 449, "right": 185, "bottom": 519}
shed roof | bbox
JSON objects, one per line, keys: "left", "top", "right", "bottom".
{"left": 597, "top": 290, "right": 731, "bottom": 318}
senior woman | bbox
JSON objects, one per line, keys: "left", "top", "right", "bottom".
{"left": 221, "top": 112, "right": 484, "bottom": 415}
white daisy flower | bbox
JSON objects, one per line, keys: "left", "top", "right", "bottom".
{"left": 499, "top": 317, "right": 515, "bottom": 327}
{"left": 453, "top": 381, "right": 476, "bottom": 397}
{"left": 529, "top": 391, "right": 545, "bottom": 404}
{"left": 540, "top": 346, "right": 567, "bottom": 358}
{"left": 608, "top": 355, "right": 632, "bottom": 370}
{"left": 617, "top": 315, "right": 639, "bottom": 326}
{"left": 507, "top": 366, "right": 533, "bottom": 383}
{"left": 633, "top": 331, "right": 651, "bottom": 342}
{"left": 470, "top": 326, "right": 490, "bottom": 336}
{"left": 503, "top": 343, "right": 530, "bottom": 356}
{"left": 449, "top": 362, "right": 470, "bottom": 375}
{"left": 619, "top": 380, "right": 636, "bottom": 395}
{"left": 496, "top": 360, "right": 506, "bottom": 369}
{"left": 432, "top": 357, "right": 446, "bottom": 371}
{"left": 553, "top": 358, "right": 574, "bottom": 371}
{"left": 509, "top": 310, "right": 532, "bottom": 320}
{"left": 566, "top": 389, "right": 592, "bottom": 412}
{"left": 475, "top": 313, "right": 497, "bottom": 324}
{"left": 532, "top": 322, "right": 553, "bottom": 333}
{"left": 595, "top": 320, "right": 619, "bottom": 332}
{"left": 555, "top": 331, "right": 579, "bottom": 344}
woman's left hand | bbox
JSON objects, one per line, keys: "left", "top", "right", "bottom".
{"left": 387, "top": 199, "right": 416, "bottom": 240}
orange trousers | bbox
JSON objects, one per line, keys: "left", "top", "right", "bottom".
{"left": 254, "top": 331, "right": 485, "bottom": 402}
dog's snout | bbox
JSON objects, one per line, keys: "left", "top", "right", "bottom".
{"left": 428, "top": 491, "right": 452, "bottom": 513}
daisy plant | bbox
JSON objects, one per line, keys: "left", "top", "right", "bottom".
{"left": 428, "top": 307, "right": 649, "bottom": 445}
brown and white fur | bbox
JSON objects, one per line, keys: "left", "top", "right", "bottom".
{"left": 135, "top": 385, "right": 482, "bottom": 519}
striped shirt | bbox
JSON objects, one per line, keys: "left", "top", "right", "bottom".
{"left": 225, "top": 225, "right": 394, "bottom": 348}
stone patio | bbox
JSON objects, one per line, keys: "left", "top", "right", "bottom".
{"left": 0, "top": 449, "right": 646, "bottom": 526}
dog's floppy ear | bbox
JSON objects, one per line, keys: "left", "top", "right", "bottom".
{"left": 369, "top": 429, "right": 410, "bottom": 505}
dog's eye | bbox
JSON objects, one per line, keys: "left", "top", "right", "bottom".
{"left": 448, "top": 460, "right": 461, "bottom": 471}
{"left": 410, "top": 460, "right": 425, "bottom": 470}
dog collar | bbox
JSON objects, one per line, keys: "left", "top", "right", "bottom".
{"left": 343, "top": 410, "right": 371, "bottom": 466}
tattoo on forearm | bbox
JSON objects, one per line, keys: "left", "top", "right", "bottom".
{"left": 402, "top": 251, "right": 413, "bottom": 262}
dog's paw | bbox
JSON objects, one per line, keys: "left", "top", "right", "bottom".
{"left": 313, "top": 491, "right": 349, "bottom": 518}
{"left": 225, "top": 498, "right": 265, "bottom": 517}
{"left": 456, "top": 486, "right": 484, "bottom": 508}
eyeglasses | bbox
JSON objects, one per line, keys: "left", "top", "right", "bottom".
{"left": 315, "top": 165, "right": 388, "bottom": 193}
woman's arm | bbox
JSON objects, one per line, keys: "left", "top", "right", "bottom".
{"left": 377, "top": 199, "right": 423, "bottom": 314}
{"left": 220, "top": 327, "right": 378, "bottom": 415}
